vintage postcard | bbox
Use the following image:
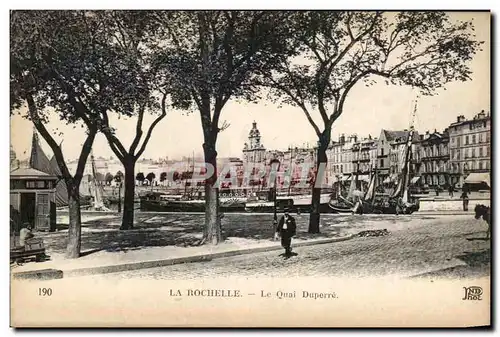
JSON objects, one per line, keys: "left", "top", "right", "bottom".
{"left": 9, "top": 10, "right": 491, "bottom": 327}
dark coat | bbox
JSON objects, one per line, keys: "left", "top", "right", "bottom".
{"left": 277, "top": 215, "right": 297, "bottom": 237}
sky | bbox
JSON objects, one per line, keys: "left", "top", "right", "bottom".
{"left": 10, "top": 12, "right": 490, "bottom": 162}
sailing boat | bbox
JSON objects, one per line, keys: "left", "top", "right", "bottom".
{"left": 361, "top": 100, "right": 420, "bottom": 215}
{"left": 328, "top": 145, "right": 363, "bottom": 213}
{"left": 329, "top": 100, "right": 420, "bottom": 215}
{"left": 89, "top": 152, "right": 111, "bottom": 211}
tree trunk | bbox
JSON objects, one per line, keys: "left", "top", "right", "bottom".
{"left": 117, "top": 183, "right": 122, "bottom": 213}
{"left": 121, "top": 159, "right": 136, "bottom": 230}
{"left": 202, "top": 143, "right": 221, "bottom": 245}
{"left": 66, "top": 183, "right": 82, "bottom": 259}
{"left": 308, "top": 138, "right": 329, "bottom": 234}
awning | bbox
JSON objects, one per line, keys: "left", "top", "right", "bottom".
{"left": 342, "top": 174, "right": 369, "bottom": 182}
{"left": 383, "top": 173, "right": 398, "bottom": 184}
{"left": 410, "top": 176, "right": 421, "bottom": 184}
{"left": 465, "top": 173, "right": 490, "bottom": 186}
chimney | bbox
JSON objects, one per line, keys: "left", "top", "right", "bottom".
{"left": 419, "top": 135, "right": 424, "bottom": 141}
{"left": 478, "top": 110, "right": 486, "bottom": 119}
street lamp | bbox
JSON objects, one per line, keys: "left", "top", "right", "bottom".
{"left": 270, "top": 158, "right": 281, "bottom": 239}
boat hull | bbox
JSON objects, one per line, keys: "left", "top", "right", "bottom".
{"left": 140, "top": 199, "right": 246, "bottom": 213}
{"left": 245, "top": 201, "right": 336, "bottom": 214}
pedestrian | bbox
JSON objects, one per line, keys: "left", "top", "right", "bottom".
{"left": 19, "top": 223, "right": 34, "bottom": 247}
{"left": 448, "top": 184, "right": 454, "bottom": 198}
{"left": 460, "top": 191, "right": 469, "bottom": 211}
{"left": 435, "top": 185, "right": 440, "bottom": 196}
{"left": 276, "top": 207, "right": 297, "bottom": 258}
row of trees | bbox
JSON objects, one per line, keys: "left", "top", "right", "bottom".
{"left": 10, "top": 11, "right": 482, "bottom": 258}
{"left": 103, "top": 170, "right": 204, "bottom": 186}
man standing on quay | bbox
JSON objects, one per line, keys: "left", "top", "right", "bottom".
{"left": 276, "top": 207, "right": 297, "bottom": 258}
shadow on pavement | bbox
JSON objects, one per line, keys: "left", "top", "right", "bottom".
{"left": 80, "top": 248, "right": 105, "bottom": 257}
{"left": 43, "top": 213, "right": 345, "bottom": 255}
{"left": 456, "top": 249, "right": 491, "bottom": 267}
{"left": 408, "top": 249, "right": 491, "bottom": 280}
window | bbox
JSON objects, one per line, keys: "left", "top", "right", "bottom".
{"left": 479, "top": 161, "right": 483, "bottom": 170}
{"left": 479, "top": 148, "right": 483, "bottom": 157}
{"left": 37, "top": 194, "right": 50, "bottom": 215}
{"left": 381, "top": 148, "right": 384, "bottom": 156}
{"left": 479, "top": 133, "right": 483, "bottom": 143}
{"left": 380, "top": 159, "right": 384, "bottom": 167}
{"left": 486, "top": 132, "right": 490, "bottom": 143}
{"left": 457, "top": 137, "right": 461, "bottom": 146}
{"left": 26, "top": 181, "right": 36, "bottom": 188}
{"left": 471, "top": 161, "right": 475, "bottom": 170}
{"left": 465, "top": 135, "right": 469, "bottom": 145}
{"left": 487, "top": 146, "right": 490, "bottom": 157}
{"left": 472, "top": 135, "right": 476, "bottom": 144}
{"left": 472, "top": 148, "right": 476, "bottom": 158}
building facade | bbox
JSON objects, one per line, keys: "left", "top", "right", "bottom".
{"left": 325, "top": 135, "right": 346, "bottom": 183}
{"left": 416, "top": 129, "right": 450, "bottom": 187}
{"left": 352, "top": 135, "right": 378, "bottom": 175}
{"left": 448, "top": 111, "right": 491, "bottom": 185}
{"left": 242, "top": 122, "right": 317, "bottom": 190}
{"left": 242, "top": 121, "right": 267, "bottom": 164}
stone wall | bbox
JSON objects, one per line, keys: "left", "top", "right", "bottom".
{"left": 418, "top": 197, "right": 490, "bottom": 211}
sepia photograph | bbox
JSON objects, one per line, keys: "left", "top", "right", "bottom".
{"left": 9, "top": 8, "right": 491, "bottom": 328}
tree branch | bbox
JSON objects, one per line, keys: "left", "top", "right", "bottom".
{"left": 129, "top": 103, "right": 146, "bottom": 154}
{"left": 332, "top": 68, "right": 391, "bottom": 123}
{"left": 26, "top": 93, "right": 72, "bottom": 180}
{"left": 99, "top": 109, "right": 128, "bottom": 160}
{"left": 300, "top": 104, "right": 322, "bottom": 138}
{"left": 134, "top": 93, "right": 168, "bottom": 159}
{"left": 346, "top": 13, "right": 355, "bottom": 41}
{"left": 74, "top": 126, "right": 98, "bottom": 186}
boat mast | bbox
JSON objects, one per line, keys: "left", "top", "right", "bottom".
{"left": 183, "top": 156, "right": 189, "bottom": 197}
{"left": 389, "top": 99, "right": 418, "bottom": 200}
{"left": 288, "top": 145, "right": 293, "bottom": 196}
{"left": 190, "top": 151, "right": 195, "bottom": 197}
{"left": 90, "top": 151, "right": 104, "bottom": 209}
{"left": 402, "top": 100, "right": 418, "bottom": 203}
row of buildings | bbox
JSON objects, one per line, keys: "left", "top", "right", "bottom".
{"left": 12, "top": 111, "right": 490, "bottom": 190}
{"left": 242, "top": 111, "right": 491, "bottom": 188}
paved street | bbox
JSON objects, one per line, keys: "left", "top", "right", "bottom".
{"left": 39, "top": 212, "right": 448, "bottom": 255}
{"left": 79, "top": 215, "right": 490, "bottom": 280}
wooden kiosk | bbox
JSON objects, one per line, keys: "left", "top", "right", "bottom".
{"left": 10, "top": 167, "right": 58, "bottom": 232}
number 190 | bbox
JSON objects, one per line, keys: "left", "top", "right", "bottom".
{"left": 38, "top": 288, "right": 52, "bottom": 296}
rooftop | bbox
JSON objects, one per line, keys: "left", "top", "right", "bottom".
{"left": 10, "top": 167, "right": 57, "bottom": 179}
